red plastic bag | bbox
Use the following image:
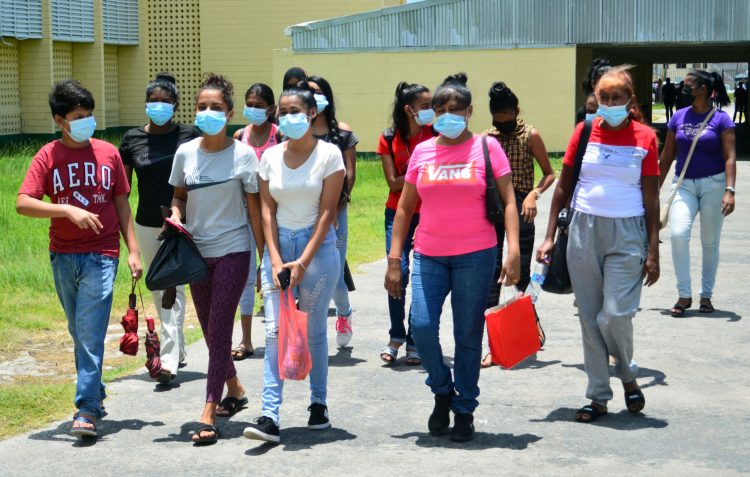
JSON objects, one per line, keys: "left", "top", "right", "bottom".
{"left": 485, "top": 287, "right": 540, "bottom": 369}
{"left": 278, "top": 289, "right": 312, "bottom": 380}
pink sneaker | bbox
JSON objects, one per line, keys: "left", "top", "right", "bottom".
{"left": 335, "top": 314, "right": 353, "bottom": 347}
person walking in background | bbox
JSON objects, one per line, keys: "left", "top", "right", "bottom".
{"left": 168, "top": 73, "right": 264, "bottom": 445}
{"left": 16, "top": 79, "right": 142, "bottom": 437}
{"left": 733, "top": 81, "right": 746, "bottom": 124}
{"left": 385, "top": 73, "right": 520, "bottom": 442}
{"left": 480, "top": 82, "right": 555, "bottom": 368}
{"left": 537, "top": 66, "right": 660, "bottom": 423}
{"left": 120, "top": 72, "right": 200, "bottom": 383}
{"left": 662, "top": 77, "right": 677, "bottom": 122}
{"left": 376, "top": 81, "right": 435, "bottom": 366}
{"left": 282, "top": 67, "right": 307, "bottom": 91}
{"left": 243, "top": 81, "right": 344, "bottom": 444}
{"left": 307, "top": 75, "right": 359, "bottom": 348}
{"left": 576, "top": 58, "right": 612, "bottom": 123}
{"left": 659, "top": 70, "right": 735, "bottom": 317}
{"left": 231, "top": 82, "right": 280, "bottom": 361}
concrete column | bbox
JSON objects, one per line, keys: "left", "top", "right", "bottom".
{"left": 72, "top": 0, "right": 106, "bottom": 129}
{"left": 116, "top": 0, "right": 150, "bottom": 128}
{"left": 18, "top": 0, "right": 54, "bottom": 134}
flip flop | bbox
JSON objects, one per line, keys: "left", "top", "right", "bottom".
{"left": 192, "top": 423, "right": 219, "bottom": 445}
{"left": 232, "top": 346, "right": 253, "bottom": 361}
{"left": 216, "top": 396, "right": 248, "bottom": 417}
{"left": 71, "top": 413, "right": 97, "bottom": 438}
{"left": 699, "top": 299, "right": 715, "bottom": 313}
{"left": 670, "top": 299, "right": 692, "bottom": 317}
{"left": 575, "top": 404, "right": 607, "bottom": 423}
{"left": 481, "top": 353, "right": 496, "bottom": 369}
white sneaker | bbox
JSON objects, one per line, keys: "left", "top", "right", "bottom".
{"left": 335, "top": 314, "right": 353, "bottom": 347}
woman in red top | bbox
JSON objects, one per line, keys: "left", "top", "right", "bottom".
{"left": 231, "top": 82, "right": 279, "bottom": 361}
{"left": 376, "top": 81, "right": 435, "bottom": 366}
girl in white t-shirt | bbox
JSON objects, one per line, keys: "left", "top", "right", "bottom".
{"left": 243, "top": 81, "right": 345, "bottom": 444}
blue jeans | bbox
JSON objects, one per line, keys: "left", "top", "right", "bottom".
{"left": 260, "top": 225, "right": 340, "bottom": 425}
{"left": 384, "top": 207, "right": 419, "bottom": 346}
{"left": 410, "top": 247, "right": 497, "bottom": 414}
{"left": 50, "top": 252, "right": 118, "bottom": 419}
{"left": 670, "top": 172, "right": 726, "bottom": 299}
{"left": 331, "top": 206, "right": 351, "bottom": 317}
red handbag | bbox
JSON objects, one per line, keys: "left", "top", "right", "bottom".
{"left": 485, "top": 287, "right": 540, "bottom": 369}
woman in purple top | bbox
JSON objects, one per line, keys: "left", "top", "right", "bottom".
{"left": 658, "top": 70, "right": 736, "bottom": 317}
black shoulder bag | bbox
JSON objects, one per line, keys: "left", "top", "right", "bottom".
{"left": 541, "top": 120, "right": 592, "bottom": 294}
{"left": 146, "top": 217, "right": 208, "bottom": 291}
{"left": 482, "top": 135, "right": 503, "bottom": 224}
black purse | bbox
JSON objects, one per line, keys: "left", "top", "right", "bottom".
{"left": 482, "top": 135, "right": 503, "bottom": 224}
{"left": 541, "top": 120, "right": 592, "bottom": 294}
{"left": 145, "top": 217, "right": 208, "bottom": 291}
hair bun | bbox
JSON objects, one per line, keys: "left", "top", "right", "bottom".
{"left": 155, "top": 72, "right": 176, "bottom": 84}
{"left": 444, "top": 72, "right": 468, "bottom": 86}
{"left": 291, "top": 79, "right": 312, "bottom": 92}
{"left": 395, "top": 81, "right": 409, "bottom": 95}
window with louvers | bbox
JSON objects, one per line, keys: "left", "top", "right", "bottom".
{"left": 52, "top": 0, "right": 94, "bottom": 42}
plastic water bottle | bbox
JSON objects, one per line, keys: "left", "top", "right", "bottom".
{"left": 524, "top": 261, "right": 548, "bottom": 304}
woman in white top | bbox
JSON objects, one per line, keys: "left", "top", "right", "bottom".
{"left": 243, "top": 81, "right": 345, "bottom": 444}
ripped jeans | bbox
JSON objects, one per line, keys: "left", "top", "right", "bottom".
{"left": 259, "top": 225, "right": 340, "bottom": 425}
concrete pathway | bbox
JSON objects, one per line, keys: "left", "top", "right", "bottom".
{"left": 1, "top": 165, "right": 748, "bottom": 476}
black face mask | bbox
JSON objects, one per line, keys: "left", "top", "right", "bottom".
{"left": 493, "top": 120, "right": 516, "bottom": 134}
{"left": 681, "top": 87, "right": 696, "bottom": 105}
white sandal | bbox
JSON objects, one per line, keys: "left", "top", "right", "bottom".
{"left": 380, "top": 345, "right": 398, "bottom": 366}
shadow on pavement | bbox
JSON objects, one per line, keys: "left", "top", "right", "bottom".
{"left": 245, "top": 427, "right": 357, "bottom": 455}
{"left": 651, "top": 307, "right": 742, "bottom": 322}
{"left": 391, "top": 431, "right": 542, "bottom": 450}
{"left": 328, "top": 347, "right": 366, "bottom": 367}
{"left": 29, "top": 418, "right": 165, "bottom": 445}
{"left": 561, "top": 363, "right": 668, "bottom": 389}
{"left": 510, "top": 357, "right": 562, "bottom": 371}
{"left": 530, "top": 407, "right": 668, "bottom": 430}
{"left": 114, "top": 370, "right": 207, "bottom": 385}
{"left": 154, "top": 419, "right": 250, "bottom": 444}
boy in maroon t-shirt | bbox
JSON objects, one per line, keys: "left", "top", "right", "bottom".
{"left": 16, "top": 80, "right": 142, "bottom": 439}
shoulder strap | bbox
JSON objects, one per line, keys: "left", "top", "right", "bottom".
{"left": 383, "top": 127, "right": 396, "bottom": 157}
{"left": 571, "top": 120, "right": 592, "bottom": 187}
{"left": 482, "top": 135, "right": 493, "bottom": 180}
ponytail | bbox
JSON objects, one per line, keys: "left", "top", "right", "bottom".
{"left": 688, "top": 70, "right": 730, "bottom": 107}
{"left": 392, "top": 81, "right": 430, "bottom": 145}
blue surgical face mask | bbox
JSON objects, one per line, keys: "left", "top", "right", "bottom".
{"left": 66, "top": 116, "right": 96, "bottom": 143}
{"left": 433, "top": 112, "right": 467, "bottom": 139}
{"left": 194, "top": 110, "right": 227, "bottom": 136}
{"left": 279, "top": 113, "right": 310, "bottom": 140}
{"left": 314, "top": 94, "right": 329, "bottom": 113}
{"left": 585, "top": 112, "right": 598, "bottom": 121}
{"left": 414, "top": 108, "right": 435, "bottom": 126}
{"left": 597, "top": 101, "right": 630, "bottom": 127}
{"left": 243, "top": 106, "right": 268, "bottom": 126}
{"left": 146, "top": 102, "right": 175, "bottom": 126}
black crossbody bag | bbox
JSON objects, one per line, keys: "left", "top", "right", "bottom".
{"left": 482, "top": 135, "right": 503, "bottom": 224}
{"left": 541, "top": 120, "right": 592, "bottom": 294}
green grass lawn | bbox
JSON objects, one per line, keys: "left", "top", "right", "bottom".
{"left": 0, "top": 135, "right": 561, "bottom": 438}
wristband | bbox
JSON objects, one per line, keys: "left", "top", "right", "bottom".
{"left": 725, "top": 186, "right": 735, "bottom": 195}
{"left": 387, "top": 256, "right": 402, "bottom": 261}
{"left": 296, "top": 259, "right": 307, "bottom": 271}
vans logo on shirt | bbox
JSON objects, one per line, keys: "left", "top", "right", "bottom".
{"left": 422, "top": 162, "right": 477, "bottom": 183}
{"left": 51, "top": 162, "right": 113, "bottom": 194}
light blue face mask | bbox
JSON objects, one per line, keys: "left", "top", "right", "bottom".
{"left": 434, "top": 112, "right": 467, "bottom": 139}
{"left": 314, "top": 94, "right": 329, "bottom": 113}
{"left": 194, "top": 110, "right": 227, "bottom": 136}
{"left": 146, "top": 102, "right": 175, "bottom": 126}
{"left": 66, "top": 116, "right": 97, "bottom": 143}
{"left": 243, "top": 106, "right": 268, "bottom": 126}
{"left": 585, "top": 112, "right": 598, "bottom": 121}
{"left": 597, "top": 101, "right": 630, "bottom": 127}
{"left": 279, "top": 113, "right": 310, "bottom": 140}
{"left": 414, "top": 108, "right": 435, "bottom": 126}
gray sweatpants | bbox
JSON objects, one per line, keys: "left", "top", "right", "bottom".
{"left": 567, "top": 210, "right": 648, "bottom": 405}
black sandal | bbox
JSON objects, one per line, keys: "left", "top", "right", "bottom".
{"left": 699, "top": 299, "right": 715, "bottom": 313}
{"left": 575, "top": 404, "right": 607, "bottom": 423}
{"left": 192, "top": 423, "right": 219, "bottom": 445}
{"left": 670, "top": 299, "right": 692, "bottom": 317}
{"left": 216, "top": 396, "right": 248, "bottom": 417}
{"left": 624, "top": 388, "right": 646, "bottom": 413}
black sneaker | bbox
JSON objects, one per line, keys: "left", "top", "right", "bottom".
{"left": 243, "top": 416, "right": 280, "bottom": 443}
{"left": 428, "top": 391, "right": 454, "bottom": 436}
{"left": 307, "top": 403, "right": 331, "bottom": 430}
{"left": 450, "top": 412, "right": 475, "bottom": 442}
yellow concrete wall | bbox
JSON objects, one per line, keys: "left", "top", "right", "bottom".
{"left": 0, "top": 40, "right": 22, "bottom": 135}
{"left": 117, "top": 0, "right": 150, "bottom": 128}
{"left": 18, "top": 0, "right": 54, "bottom": 133}
{"left": 104, "top": 45, "right": 120, "bottom": 127}
{"left": 52, "top": 42, "right": 74, "bottom": 84}
{"left": 272, "top": 47, "right": 578, "bottom": 152}
{"left": 198, "top": 0, "right": 402, "bottom": 124}
{"left": 72, "top": 0, "right": 107, "bottom": 129}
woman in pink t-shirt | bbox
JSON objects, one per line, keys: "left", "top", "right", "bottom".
{"left": 385, "top": 73, "right": 520, "bottom": 443}
{"left": 231, "top": 82, "right": 279, "bottom": 361}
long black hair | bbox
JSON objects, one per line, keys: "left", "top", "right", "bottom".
{"left": 282, "top": 67, "right": 308, "bottom": 91}
{"left": 307, "top": 75, "right": 341, "bottom": 149}
{"left": 687, "top": 70, "right": 731, "bottom": 107}
{"left": 392, "top": 81, "right": 430, "bottom": 145}
{"left": 146, "top": 72, "right": 178, "bottom": 104}
{"left": 279, "top": 79, "right": 316, "bottom": 111}
{"left": 432, "top": 73, "right": 471, "bottom": 110}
